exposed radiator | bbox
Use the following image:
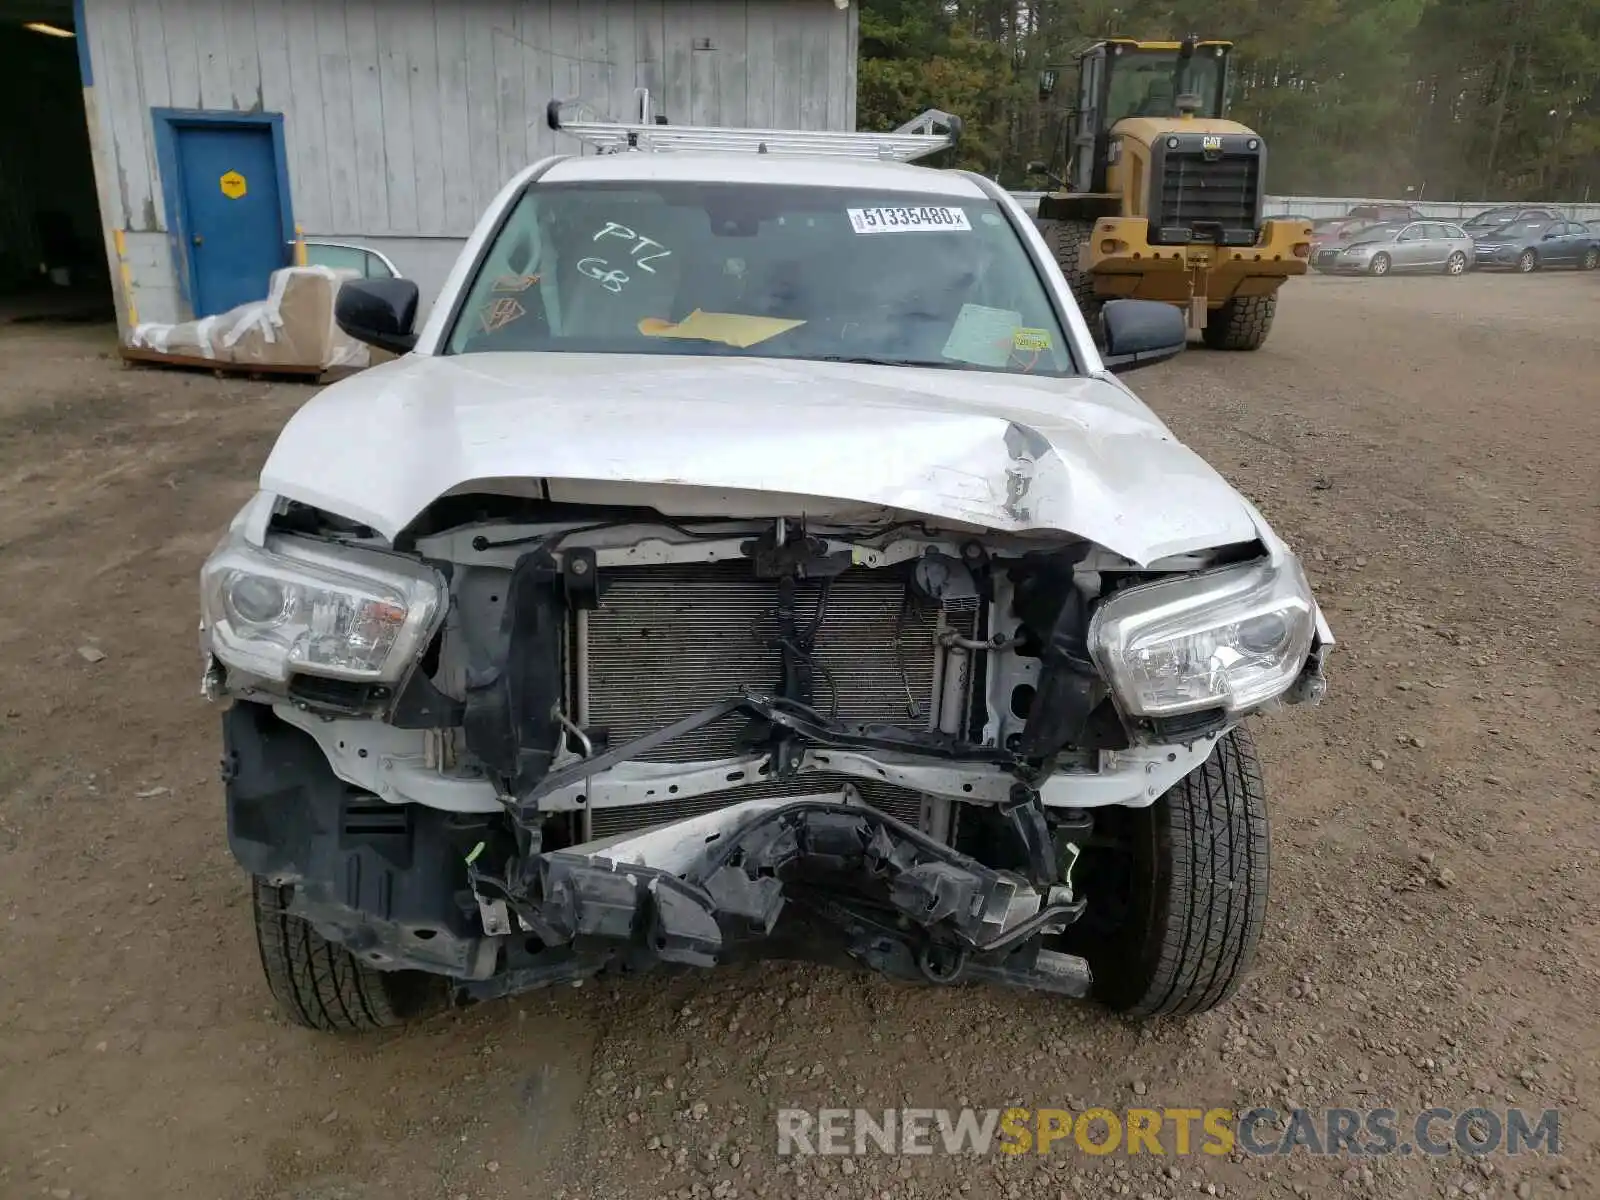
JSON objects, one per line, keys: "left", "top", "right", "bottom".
{"left": 579, "top": 562, "right": 977, "bottom": 834}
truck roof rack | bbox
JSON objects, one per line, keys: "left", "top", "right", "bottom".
{"left": 546, "top": 89, "right": 961, "bottom": 162}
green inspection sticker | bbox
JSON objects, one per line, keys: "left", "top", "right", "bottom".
{"left": 1013, "top": 327, "right": 1052, "bottom": 352}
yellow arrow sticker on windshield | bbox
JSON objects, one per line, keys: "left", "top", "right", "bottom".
{"left": 638, "top": 310, "right": 805, "bottom": 348}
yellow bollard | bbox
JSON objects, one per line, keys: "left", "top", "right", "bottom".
{"left": 111, "top": 228, "right": 138, "bottom": 327}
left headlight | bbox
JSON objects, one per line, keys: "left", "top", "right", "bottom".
{"left": 1088, "top": 557, "right": 1317, "bottom": 719}
{"left": 200, "top": 532, "right": 444, "bottom": 684}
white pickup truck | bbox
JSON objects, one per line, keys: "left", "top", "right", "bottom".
{"left": 199, "top": 104, "right": 1332, "bottom": 1033}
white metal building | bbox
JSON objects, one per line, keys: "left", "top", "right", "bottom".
{"left": 54, "top": 0, "right": 859, "bottom": 331}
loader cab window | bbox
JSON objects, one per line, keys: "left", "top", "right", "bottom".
{"left": 1102, "top": 48, "right": 1227, "bottom": 127}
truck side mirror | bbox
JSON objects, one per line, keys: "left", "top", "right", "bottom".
{"left": 1100, "top": 300, "right": 1187, "bottom": 373}
{"left": 335, "top": 279, "right": 420, "bottom": 356}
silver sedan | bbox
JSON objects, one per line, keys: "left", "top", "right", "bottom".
{"left": 1312, "top": 220, "right": 1476, "bottom": 277}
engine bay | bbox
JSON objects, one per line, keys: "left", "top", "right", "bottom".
{"left": 230, "top": 497, "right": 1266, "bottom": 854}
{"left": 206, "top": 488, "right": 1329, "bottom": 1000}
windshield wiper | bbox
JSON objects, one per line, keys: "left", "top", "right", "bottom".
{"left": 816, "top": 355, "right": 967, "bottom": 370}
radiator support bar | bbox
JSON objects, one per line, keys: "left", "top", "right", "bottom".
{"left": 512, "top": 691, "right": 1021, "bottom": 826}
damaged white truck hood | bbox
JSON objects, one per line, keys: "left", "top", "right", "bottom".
{"left": 260, "top": 352, "right": 1263, "bottom": 565}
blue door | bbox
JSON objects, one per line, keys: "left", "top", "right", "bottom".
{"left": 174, "top": 124, "right": 287, "bottom": 315}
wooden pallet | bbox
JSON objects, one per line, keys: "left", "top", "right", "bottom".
{"left": 119, "top": 345, "right": 364, "bottom": 385}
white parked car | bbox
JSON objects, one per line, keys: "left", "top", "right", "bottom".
{"left": 200, "top": 105, "right": 1332, "bottom": 1032}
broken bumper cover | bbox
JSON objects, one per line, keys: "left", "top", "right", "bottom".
{"left": 223, "top": 698, "right": 1092, "bottom": 1000}
{"left": 466, "top": 798, "right": 1092, "bottom": 1002}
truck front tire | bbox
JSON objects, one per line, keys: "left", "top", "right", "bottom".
{"left": 1201, "top": 295, "right": 1276, "bottom": 351}
{"left": 1063, "top": 727, "right": 1271, "bottom": 1017}
{"left": 252, "top": 876, "right": 448, "bottom": 1032}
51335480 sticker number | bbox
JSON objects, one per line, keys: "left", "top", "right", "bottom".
{"left": 847, "top": 206, "right": 971, "bottom": 234}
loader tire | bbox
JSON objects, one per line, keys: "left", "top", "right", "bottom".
{"left": 1036, "top": 217, "right": 1102, "bottom": 333}
{"left": 1061, "top": 727, "right": 1270, "bottom": 1018}
{"left": 251, "top": 875, "right": 448, "bottom": 1032}
{"left": 1201, "top": 294, "right": 1276, "bottom": 351}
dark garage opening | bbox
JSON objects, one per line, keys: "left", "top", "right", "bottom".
{"left": 0, "top": 2, "right": 113, "bottom": 324}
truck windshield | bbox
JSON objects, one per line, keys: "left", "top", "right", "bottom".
{"left": 443, "top": 181, "right": 1077, "bottom": 377}
{"left": 1104, "top": 51, "right": 1226, "bottom": 125}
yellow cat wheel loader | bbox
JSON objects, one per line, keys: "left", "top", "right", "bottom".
{"left": 1032, "top": 38, "right": 1312, "bottom": 350}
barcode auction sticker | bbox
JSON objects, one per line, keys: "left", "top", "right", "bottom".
{"left": 847, "top": 206, "right": 971, "bottom": 234}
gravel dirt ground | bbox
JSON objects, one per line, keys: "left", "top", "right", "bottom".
{"left": 1, "top": 272, "right": 1596, "bottom": 1200}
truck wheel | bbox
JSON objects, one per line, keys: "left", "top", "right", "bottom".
{"left": 1061, "top": 727, "right": 1270, "bottom": 1018}
{"left": 1200, "top": 295, "right": 1275, "bottom": 351}
{"left": 251, "top": 876, "right": 448, "bottom": 1032}
{"left": 1037, "top": 217, "right": 1102, "bottom": 332}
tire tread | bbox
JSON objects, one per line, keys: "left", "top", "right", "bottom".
{"left": 1123, "top": 727, "right": 1270, "bottom": 1018}
{"left": 250, "top": 876, "right": 445, "bottom": 1032}
{"left": 1200, "top": 295, "right": 1276, "bottom": 351}
{"left": 1037, "top": 217, "right": 1102, "bottom": 327}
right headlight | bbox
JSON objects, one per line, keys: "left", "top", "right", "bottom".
{"left": 200, "top": 530, "right": 444, "bottom": 685}
{"left": 1088, "top": 557, "right": 1317, "bottom": 719}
